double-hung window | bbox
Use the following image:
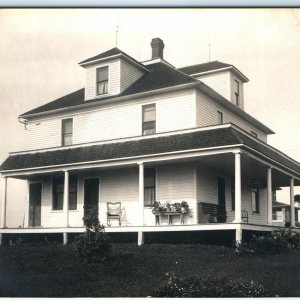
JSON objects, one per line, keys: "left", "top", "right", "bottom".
{"left": 144, "top": 168, "right": 156, "bottom": 206}
{"left": 142, "top": 104, "right": 156, "bottom": 135}
{"left": 52, "top": 175, "right": 78, "bottom": 211}
{"left": 234, "top": 80, "right": 239, "bottom": 106}
{"left": 62, "top": 118, "right": 73, "bottom": 146}
{"left": 217, "top": 110, "right": 223, "bottom": 124}
{"left": 96, "top": 66, "right": 108, "bottom": 95}
{"left": 251, "top": 187, "right": 260, "bottom": 213}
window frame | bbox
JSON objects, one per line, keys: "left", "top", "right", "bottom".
{"left": 52, "top": 175, "right": 78, "bottom": 211}
{"left": 144, "top": 168, "right": 156, "bottom": 207}
{"left": 61, "top": 118, "right": 73, "bottom": 146}
{"left": 250, "top": 130, "right": 258, "bottom": 138}
{"left": 217, "top": 110, "right": 223, "bottom": 124}
{"left": 96, "top": 66, "right": 109, "bottom": 96}
{"left": 142, "top": 104, "right": 156, "bottom": 136}
{"left": 251, "top": 186, "right": 260, "bottom": 214}
{"left": 234, "top": 79, "right": 240, "bottom": 106}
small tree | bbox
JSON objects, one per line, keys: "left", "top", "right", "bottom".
{"left": 294, "top": 194, "right": 300, "bottom": 204}
{"left": 73, "top": 209, "right": 111, "bottom": 263}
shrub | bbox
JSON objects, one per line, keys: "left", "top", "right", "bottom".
{"left": 250, "top": 230, "right": 300, "bottom": 254}
{"left": 73, "top": 209, "right": 111, "bottom": 263}
{"left": 154, "top": 272, "right": 270, "bottom": 297}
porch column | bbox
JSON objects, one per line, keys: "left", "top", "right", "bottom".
{"left": 234, "top": 152, "right": 242, "bottom": 223}
{"left": 1, "top": 177, "right": 7, "bottom": 228}
{"left": 267, "top": 167, "right": 273, "bottom": 225}
{"left": 63, "top": 170, "right": 69, "bottom": 245}
{"left": 138, "top": 162, "right": 144, "bottom": 246}
{"left": 290, "top": 178, "right": 296, "bottom": 227}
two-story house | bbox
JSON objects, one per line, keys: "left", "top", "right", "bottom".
{"left": 1, "top": 38, "right": 300, "bottom": 246}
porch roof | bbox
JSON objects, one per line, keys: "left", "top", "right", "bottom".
{"left": 1, "top": 125, "right": 300, "bottom": 176}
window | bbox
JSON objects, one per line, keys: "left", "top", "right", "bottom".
{"left": 96, "top": 66, "right": 108, "bottom": 95}
{"left": 231, "top": 176, "right": 235, "bottom": 211}
{"left": 142, "top": 104, "right": 156, "bottom": 135}
{"left": 52, "top": 175, "right": 78, "bottom": 210}
{"left": 250, "top": 130, "right": 258, "bottom": 138}
{"left": 62, "top": 118, "right": 73, "bottom": 146}
{"left": 217, "top": 111, "right": 223, "bottom": 124}
{"left": 234, "top": 80, "right": 239, "bottom": 106}
{"left": 251, "top": 187, "right": 260, "bottom": 213}
{"left": 144, "top": 168, "right": 156, "bottom": 206}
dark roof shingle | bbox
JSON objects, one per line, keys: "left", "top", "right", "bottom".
{"left": 1, "top": 127, "right": 300, "bottom": 176}
{"left": 178, "top": 61, "right": 232, "bottom": 75}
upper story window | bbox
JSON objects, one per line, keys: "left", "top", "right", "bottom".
{"left": 62, "top": 118, "right": 73, "bottom": 146}
{"left": 142, "top": 104, "right": 156, "bottom": 135}
{"left": 96, "top": 66, "right": 108, "bottom": 95}
{"left": 217, "top": 110, "right": 223, "bottom": 124}
{"left": 234, "top": 80, "right": 239, "bottom": 106}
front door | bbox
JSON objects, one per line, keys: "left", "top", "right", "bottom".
{"left": 29, "top": 183, "right": 42, "bottom": 227}
{"left": 218, "top": 177, "right": 226, "bottom": 211}
{"left": 84, "top": 178, "right": 99, "bottom": 218}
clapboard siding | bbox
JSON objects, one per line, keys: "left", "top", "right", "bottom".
{"left": 196, "top": 163, "right": 268, "bottom": 225}
{"left": 28, "top": 119, "right": 61, "bottom": 150}
{"left": 85, "top": 59, "right": 120, "bottom": 100}
{"left": 156, "top": 163, "right": 196, "bottom": 224}
{"left": 27, "top": 89, "right": 196, "bottom": 149}
{"left": 196, "top": 90, "right": 267, "bottom": 142}
{"left": 99, "top": 168, "right": 139, "bottom": 226}
{"left": 230, "top": 73, "right": 244, "bottom": 109}
{"left": 195, "top": 71, "right": 230, "bottom": 100}
{"left": 120, "top": 59, "right": 144, "bottom": 92}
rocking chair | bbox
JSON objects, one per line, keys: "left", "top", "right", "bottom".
{"left": 107, "top": 202, "right": 121, "bottom": 226}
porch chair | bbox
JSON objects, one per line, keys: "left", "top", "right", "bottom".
{"left": 107, "top": 202, "right": 122, "bottom": 226}
{"left": 241, "top": 210, "right": 249, "bottom": 223}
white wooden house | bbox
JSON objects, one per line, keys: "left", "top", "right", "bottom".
{"left": 1, "top": 37, "right": 300, "bottom": 245}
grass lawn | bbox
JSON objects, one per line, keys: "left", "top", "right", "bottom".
{"left": 0, "top": 242, "right": 299, "bottom": 297}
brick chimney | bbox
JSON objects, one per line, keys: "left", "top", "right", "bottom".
{"left": 151, "top": 38, "right": 165, "bottom": 59}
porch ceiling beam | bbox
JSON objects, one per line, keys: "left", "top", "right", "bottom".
{"left": 243, "top": 148, "right": 300, "bottom": 182}
{"left": 1, "top": 146, "right": 242, "bottom": 178}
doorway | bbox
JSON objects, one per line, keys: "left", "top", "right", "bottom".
{"left": 29, "top": 183, "right": 42, "bottom": 227}
{"left": 84, "top": 178, "right": 99, "bottom": 218}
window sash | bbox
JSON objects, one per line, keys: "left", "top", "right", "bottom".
{"left": 251, "top": 188, "right": 260, "bottom": 213}
{"left": 217, "top": 111, "right": 223, "bottom": 124}
{"left": 144, "top": 169, "right": 155, "bottom": 206}
{"left": 97, "top": 67, "right": 108, "bottom": 82}
{"left": 62, "top": 119, "right": 73, "bottom": 146}
{"left": 142, "top": 104, "right": 156, "bottom": 135}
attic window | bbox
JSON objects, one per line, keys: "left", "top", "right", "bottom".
{"left": 234, "top": 80, "right": 239, "bottom": 106}
{"left": 96, "top": 66, "right": 108, "bottom": 95}
{"left": 142, "top": 104, "right": 156, "bottom": 135}
{"left": 217, "top": 111, "right": 223, "bottom": 124}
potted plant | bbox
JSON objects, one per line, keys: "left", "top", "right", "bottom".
{"left": 180, "top": 201, "right": 189, "bottom": 214}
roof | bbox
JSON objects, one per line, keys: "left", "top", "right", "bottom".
{"left": 272, "top": 201, "right": 290, "bottom": 208}
{"left": 1, "top": 126, "right": 300, "bottom": 176}
{"left": 20, "top": 62, "right": 196, "bottom": 117}
{"left": 178, "top": 61, "right": 249, "bottom": 82}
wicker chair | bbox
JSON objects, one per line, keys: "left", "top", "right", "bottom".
{"left": 107, "top": 202, "right": 121, "bottom": 226}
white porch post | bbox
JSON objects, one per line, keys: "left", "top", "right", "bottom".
{"left": 138, "top": 162, "right": 144, "bottom": 246}
{"left": 0, "top": 177, "right": 7, "bottom": 245}
{"left": 1, "top": 177, "right": 7, "bottom": 228}
{"left": 267, "top": 167, "right": 273, "bottom": 225}
{"left": 234, "top": 152, "right": 242, "bottom": 223}
{"left": 63, "top": 170, "right": 69, "bottom": 245}
{"left": 290, "top": 178, "right": 296, "bottom": 227}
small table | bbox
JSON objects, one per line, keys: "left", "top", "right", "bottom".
{"left": 153, "top": 211, "right": 185, "bottom": 225}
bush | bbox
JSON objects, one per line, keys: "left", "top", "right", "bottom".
{"left": 73, "top": 209, "right": 111, "bottom": 263}
{"left": 154, "top": 272, "right": 270, "bottom": 297}
{"left": 250, "top": 230, "right": 300, "bottom": 254}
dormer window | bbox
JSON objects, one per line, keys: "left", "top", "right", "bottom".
{"left": 96, "top": 66, "right": 108, "bottom": 95}
{"left": 62, "top": 118, "right": 73, "bottom": 146}
{"left": 234, "top": 80, "right": 239, "bottom": 106}
{"left": 142, "top": 104, "right": 156, "bottom": 135}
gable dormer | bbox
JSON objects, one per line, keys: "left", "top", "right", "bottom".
{"left": 79, "top": 47, "right": 148, "bottom": 101}
{"left": 179, "top": 61, "right": 249, "bottom": 110}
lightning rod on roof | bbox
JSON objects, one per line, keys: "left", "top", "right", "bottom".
{"left": 208, "top": 34, "right": 211, "bottom": 62}
{"left": 115, "top": 24, "right": 119, "bottom": 47}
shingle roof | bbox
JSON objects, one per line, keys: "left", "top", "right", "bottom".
{"left": 178, "top": 61, "right": 232, "bottom": 74}
{"left": 178, "top": 60, "right": 249, "bottom": 82}
{"left": 1, "top": 126, "right": 300, "bottom": 176}
{"left": 20, "top": 62, "right": 196, "bottom": 117}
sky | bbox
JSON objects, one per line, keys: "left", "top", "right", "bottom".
{"left": 1, "top": 8, "right": 300, "bottom": 224}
